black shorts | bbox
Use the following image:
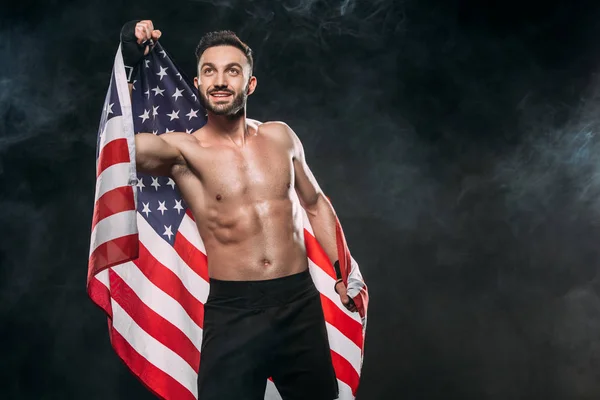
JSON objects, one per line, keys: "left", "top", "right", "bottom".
{"left": 197, "top": 269, "right": 339, "bottom": 400}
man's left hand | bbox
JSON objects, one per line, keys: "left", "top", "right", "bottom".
{"left": 334, "top": 281, "right": 357, "bottom": 313}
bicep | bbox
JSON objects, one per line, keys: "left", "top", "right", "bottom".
{"left": 135, "top": 133, "right": 184, "bottom": 176}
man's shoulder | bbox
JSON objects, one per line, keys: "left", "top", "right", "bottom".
{"left": 256, "top": 120, "right": 295, "bottom": 138}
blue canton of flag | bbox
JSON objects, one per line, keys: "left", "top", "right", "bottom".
{"left": 131, "top": 44, "right": 207, "bottom": 246}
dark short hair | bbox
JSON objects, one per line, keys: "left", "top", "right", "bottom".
{"left": 195, "top": 30, "right": 253, "bottom": 74}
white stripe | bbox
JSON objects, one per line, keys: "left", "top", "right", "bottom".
{"left": 111, "top": 300, "right": 198, "bottom": 397}
{"left": 336, "top": 379, "right": 355, "bottom": 400}
{"left": 94, "top": 163, "right": 134, "bottom": 201}
{"left": 137, "top": 213, "right": 209, "bottom": 303}
{"left": 326, "top": 322, "right": 362, "bottom": 375}
{"left": 113, "top": 43, "right": 138, "bottom": 195}
{"left": 99, "top": 115, "right": 127, "bottom": 150}
{"left": 178, "top": 213, "right": 206, "bottom": 254}
{"left": 264, "top": 380, "right": 283, "bottom": 400}
{"left": 95, "top": 269, "right": 110, "bottom": 288}
{"left": 112, "top": 261, "right": 203, "bottom": 351}
{"left": 308, "top": 260, "right": 361, "bottom": 323}
{"left": 89, "top": 210, "right": 137, "bottom": 256}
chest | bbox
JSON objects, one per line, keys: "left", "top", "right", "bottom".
{"left": 185, "top": 136, "right": 294, "bottom": 199}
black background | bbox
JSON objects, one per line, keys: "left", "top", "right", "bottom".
{"left": 3, "top": 0, "right": 600, "bottom": 398}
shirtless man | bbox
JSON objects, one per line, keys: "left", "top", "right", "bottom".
{"left": 120, "top": 20, "right": 356, "bottom": 400}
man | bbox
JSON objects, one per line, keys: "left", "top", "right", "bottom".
{"left": 120, "top": 19, "right": 357, "bottom": 400}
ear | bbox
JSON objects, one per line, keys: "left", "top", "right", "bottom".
{"left": 247, "top": 76, "right": 257, "bottom": 96}
{"left": 193, "top": 76, "right": 199, "bottom": 89}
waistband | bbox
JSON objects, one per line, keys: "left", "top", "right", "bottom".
{"left": 207, "top": 268, "right": 316, "bottom": 308}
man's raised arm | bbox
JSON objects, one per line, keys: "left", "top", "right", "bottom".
{"left": 135, "top": 133, "right": 187, "bottom": 176}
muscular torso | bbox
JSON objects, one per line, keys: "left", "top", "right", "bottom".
{"left": 168, "top": 121, "right": 308, "bottom": 281}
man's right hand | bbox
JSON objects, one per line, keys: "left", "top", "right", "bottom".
{"left": 120, "top": 20, "right": 162, "bottom": 82}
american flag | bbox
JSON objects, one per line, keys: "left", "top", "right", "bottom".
{"left": 87, "top": 42, "right": 368, "bottom": 400}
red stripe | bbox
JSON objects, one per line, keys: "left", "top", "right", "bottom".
{"left": 97, "top": 138, "right": 130, "bottom": 177}
{"left": 110, "top": 328, "right": 196, "bottom": 400}
{"left": 173, "top": 231, "right": 209, "bottom": 282}
{"left": 320, "top": 294, "right": 364, "bottom": 350}
{"left": 88, "top": 276, "right": 113, "bottom": 317}
{"left": 331, "top": 350, "right": 360, "bottom": 396}
{"left": 133, "top": 242, "right": 205, "bottom": 329}
{"left": 304, "top": 230, "right": 364, "bottom": 349}
{"left": 185, "top": 208, "right": 195, "bottom": 221}
{"left": 91, "top": 186, "right": 135, "bottom": 231}
{"left": 304, "top": 230, "right": 336, "bottom": 279}
{"left": 108, "top": 270, "right": 200, "bottom": 370}
{"left": 88, "top": 234, "right": 138, "bottom": 282}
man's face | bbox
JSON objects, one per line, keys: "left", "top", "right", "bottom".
{"left": 194, "top": 45, "right": 256, "bottom": 117}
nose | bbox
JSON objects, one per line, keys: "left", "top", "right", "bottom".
{"left": 214, "top": 71, "right": 227, "bottom": 88}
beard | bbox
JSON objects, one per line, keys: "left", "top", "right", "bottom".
{"left": 199, "top": 85, "right": 248, "bottom": 117}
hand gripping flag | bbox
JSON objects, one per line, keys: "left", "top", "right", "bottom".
{"left": 87, "top": 42, "right": 368, "bottom": 400}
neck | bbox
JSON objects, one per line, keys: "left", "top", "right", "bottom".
{"left": 206, "top": 109, "right": 248, "bottom": 146}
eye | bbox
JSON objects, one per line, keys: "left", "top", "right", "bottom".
{"left": 229, "top": 68, "right": 239, "bottom": 75}
{"left": 203, "top": 68, "right": 213, "bottom": 74}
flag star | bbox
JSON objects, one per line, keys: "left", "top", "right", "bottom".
{"left": 159, "top": 50, "right": 167, "bottom": 58}
{"left": 136, "top": 177, "right": 145, "bottom": 192}
{"left": 156, "top": 66, "right": 169, "bottom": 80}
{"left": 165, "top": 128, "right": 175, "bottom": 133}
{"left": 145, "top": 59, "right": 151, "bottom": 68}
{"left": 152, "top": 130, "right": 158, "bottom": 135}
{"left": 167, "top": 110, "right": 180, "bottom": 121}
{"left": 106, "top": 103, "right": 114, "bottom": 114}
{"left": 167, "top": 178, "right": 176, "bottom": 189}
{"left": 192, "top": 94, "right": 197, "bottom": 101}
{"left": 144, "top": 89, "right": 150, "bottom": 99}
{"left": 172, "top": 87, "right": 184, "bottom": 101}
{"left": 186, "top": 108, "right": 199, "bottom": 120}
{"left": 176, "top": 72, "right": 182, "bottom": 81}
{"left": 151, "top": 177, "right": 161, "bottom": 191}
{"left": 185, "top": 128, "right": 193, "bottom": 134}
{"left": 139, "top": 109, "right": 150, "bottom": 123}
{"left": 163, "top": 225, "right": 174, "bottom": 239}
{"left": 157, "top": 201, "right": 168, "bottom": 215}
{"left": 174, "top": 199, "right": 184, "bottom": 214}
{"left": 141, "top": 202, "right": 151, "bottom": 217}
{"left": 151, "top": 85, "right": 165, "bottom": 96}
{"left": 152, "top": 105, "right": 160, "bottom": 117}
{"left": 132, "top": 80, "right": 137, "bottom": 90}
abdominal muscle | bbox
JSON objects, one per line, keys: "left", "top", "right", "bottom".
{"left": 192, "top": 198, "right": 308, "bottom": 281}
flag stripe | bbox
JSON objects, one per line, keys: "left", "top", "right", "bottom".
{"left": 178, "top": 213, "right": 206, "bottom": 254}
{"left": 88, "top": 275, "right": 112, "bottom": 317}
{"left": 88, "top": 234, "right": 138, "bottom": 278}
{"left": 109, "top": 267, "right": 200, "bottom": 369}
{"left": 173, "top": 231, "right": 209, "bottom": 283}
{"left": 91, "top": 186, "right": 136, "bottom": 231}
{"left": 110, "top": 329, "right": 196, "bottom": 400}
{"left": 138, "top": 215, "right": 209, "bottom": 303}
{"left": 325, "top": 322, "right": 362, "bottom": 375}
{"left": 97, "top": 138, "right": 131, "bottom": 177}
{"left": 99, "top": 115, "right": 128, "bottom": 149}
{"left": 330, "top": 350, "right": 360, "bottom": 396}
{"left": 95, "top": 162, "right": 135, "bottom": 201}
{"left": 110, "top": 293, "right": 198, "bottom": 396}
{"left": 133, "top": 242, "right": 205, "bottom": 329}
{"left": 90, "top": 210, "right": 137, "bottom": 256}
{"left": 320, "top": 294, "right": 364, "bottom": 350}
